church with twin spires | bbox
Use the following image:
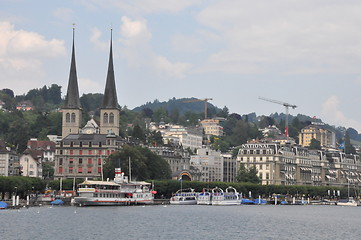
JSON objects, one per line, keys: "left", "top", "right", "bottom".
{"left": 54, "top": 29, "right": 124, "bottom": 179}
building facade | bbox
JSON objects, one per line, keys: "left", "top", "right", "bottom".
{"left": 0, "top": 140, "right": 19, "bottom": 176}
{"left": 149, "top": 146, "right": 191, "bottom": 179}
{"left": 200, "top": 118, "right": 225, "bottom": 136}
{"left": 222, "top": 153, "right": 237, "bottom": 183}
{"left": 299, "top": 124, "right": 336, "bottom": 148}
{"left": 161, "top": 125, "right": 203, "bottom": 151}
{"left": 237, "top": 143, "right": 361, "bottom": 187}
{"left": 190, "top": 147, "right": 223, "bottom": 182}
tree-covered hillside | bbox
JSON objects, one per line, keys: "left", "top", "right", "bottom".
{"left": 1, "top": 85, "right": 361, "bottom": 154}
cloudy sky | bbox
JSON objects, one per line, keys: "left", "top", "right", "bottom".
{"left": 1, "top": 0, "right": 361, "bottom": 131}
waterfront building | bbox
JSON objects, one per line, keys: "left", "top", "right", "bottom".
{"left": 237, "top": 142, "right": 361, "bottom": 187}
{"left": 299, "top": 124, "right": 336, "bottom": 148}
{"left": 149, "top": 146, "right": 191, "bottom": 179}
{"left": 0, "top": 140, "right": 19, "bottom": 176}
{"left": 19, "top": 139, "right": 56, "bottom": 178}
{"left": 222, "top": 153, "right": 237, "bottom": 182}
{"left": 190, "top": 147, "right": 223, "bottom": 182}
{"left": 54, "top": 29, "right": 122, "bottom": 179}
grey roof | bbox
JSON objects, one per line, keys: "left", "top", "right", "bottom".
{"left": 63, "top": 28, "right": 81, "bottom": 109}
{"left": 101, "top": 30, "right": 118, "bottom": 109}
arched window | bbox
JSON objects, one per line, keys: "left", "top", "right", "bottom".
{"left": 66, "top": 113, "right": 70, "bottom": 123}
{"left": 103, "top": 113, "right": 108, "bottom": 123}
{"left": 71, "top": 113, "right": 76, "bottom": 123}
{"left": 109, "top": 113, "right": 114, "bottom": 124}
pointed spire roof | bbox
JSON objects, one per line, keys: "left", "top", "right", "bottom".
{"left": 63, "top": 27, "right": 81, "bottom": 109}
{"left": 101, "top": 29, "right": 118, "bottom": 109}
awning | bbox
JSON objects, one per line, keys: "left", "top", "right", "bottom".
{"left": 0, "top": 201, "right": 7, "bottom": 209}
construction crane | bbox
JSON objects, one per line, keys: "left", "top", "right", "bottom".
{"left": 183, "top": 98, "right": 213, "bottom": 119}
{"left": 258, "top": 97, "right": 297, "bottom": 138}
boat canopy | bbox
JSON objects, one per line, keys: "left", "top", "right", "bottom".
{"left": 51, "top": 199, "right": 64, "bottom": 205}
{"left": 241, "top": 199, "right": 254, "bottom": 204}
{"left": 79, "top": 180, "right": 120, "bottom": 186}
{"left": 0, "top": 201, "right": 7, "bottom": 209}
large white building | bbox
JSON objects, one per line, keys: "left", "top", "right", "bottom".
{"left": 156, "top": 124, "right": 203, "bottom": 151}
{"left": 190, "top": 147, "right": 223, "bottom": 182}
{"left": 237, "top": 142, "right": 361, "bottom": 187}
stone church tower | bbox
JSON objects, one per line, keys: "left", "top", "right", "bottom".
{"left": 62, "top": 28, "right": 82, "bottom": 138}
{"left": 100, "top": 30, "right": 120, "bottom": 135}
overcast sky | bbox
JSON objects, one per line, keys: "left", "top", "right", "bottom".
{"left": 1, "top": 0, "right": 361, "bottom": 131}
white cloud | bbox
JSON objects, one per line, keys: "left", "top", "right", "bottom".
{"left": 119, "top": 16, "right": 191, "bottom": 78}
{"left": 0, "top": 21, "right": 66, "bottom": 94}
{"left": 195, "top": 1, "right": 361, "bottom": 75}
{"left": 79, "top": 0, "right": 202, "bottom": 14}
{"left": 321, "top": 96, "right": 361, "bottom": 131}
{"left": 120, "top": 16, "right": 151, "bottom": 41}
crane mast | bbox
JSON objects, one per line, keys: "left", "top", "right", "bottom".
{"left": 258, "top": 97, "right": 297, "bottom": 138}
{"left": 183, "top": 98, "right": 213, "bottom": 119}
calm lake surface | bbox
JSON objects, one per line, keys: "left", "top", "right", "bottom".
{"left": 1, "top": 204, "right": 360, "bottom": 240}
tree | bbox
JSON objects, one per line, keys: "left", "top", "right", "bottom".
{"left": 309, "top": 139, "right": 321, "bottom": 150}
{"left": 345, "top": 131, "right": 356, "bottom": 154}
{"left": 258, "top": 116, "right": 275, "bottom": 129}
{"left": 42, "top": 162, "right": 55, "bottom": 179}
{"left": 148, "top": 131, "right": 163, "bottom": 147}
{"left": 103, "top": 145, "right": 171, "bottom": 181}
{"left": 217, "top": 106, "right": 229, "bottom": 118}
{"left": 133, "top": 124, "right": 146, "bottom": 142}
{"left": 236, "top": 163, "right": 260, "bottom": 184}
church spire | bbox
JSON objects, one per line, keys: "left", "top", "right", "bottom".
{"left": 101, "top": 29, "right": 118, "bottom": 109}
{"left": 100, "top": 29, "right": 120, "bottom": 136}
{"left": 63, "top": 26, "right": 81, "bottom": 109}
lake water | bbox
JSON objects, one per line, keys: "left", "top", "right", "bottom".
{"left": 1, "top": 204, "right": 360, "bottom": 240}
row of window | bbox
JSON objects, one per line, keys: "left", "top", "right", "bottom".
{"left": 59, "top": 158, "right": 103, "bottom": 165}
{"left": 59, "top": 149, "right": 114, "bottom": 156}
{"left": 58, "top": 166, "right": 102, "bottom": 174}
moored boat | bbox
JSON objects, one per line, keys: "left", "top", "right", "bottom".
{"left": 197, "top": 189, "right": 212, "bottom": 205}
{"left": 74, "top": 168, "right": 154, "bottom": 206}
{"left": 170, "top": 188, "right": 198, "bottom": 205}
{"left": 212, "top": 186, "right": 241, "bottom": 206}
{"left": 336, "top": 197, "right": 358, "bottom": 207}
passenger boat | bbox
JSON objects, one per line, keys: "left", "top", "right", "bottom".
{"left": 170, "top": 188, "right": 198, "bottom": 205}
{"left": 197, "top": 188, "right": 212, "bottom": 205}
{"left": 74, "top": 168, "right": 154, "bottom": 206}
{"left": 211, "top": 186, "right": 241, "bottom": 206}
{"left": 336, "top": 197, "right": 358, "bottom": 207}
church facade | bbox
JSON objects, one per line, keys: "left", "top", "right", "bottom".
{"left": 54, "top": 29, "right": 123, "bottom": 180}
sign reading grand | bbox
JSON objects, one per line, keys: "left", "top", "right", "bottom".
{"left": 241, "top": 144, "right": 271, "bottom": 149}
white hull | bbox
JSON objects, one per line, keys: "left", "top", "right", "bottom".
{"left": 336, "top": 202, "right": 357, "bottom": 207}
{"left": 212, "top": 200, "right": 240, "bottom": 206}
{"left": 74, "top": 196, "right": 153, "bottom": 206}
{"left": 170, "top": 199, "right": 197, "bottom": 205}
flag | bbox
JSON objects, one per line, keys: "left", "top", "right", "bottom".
{"left": 339, "top": 142, "right": 345, "bottom": 150}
